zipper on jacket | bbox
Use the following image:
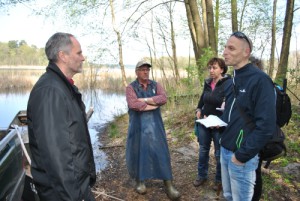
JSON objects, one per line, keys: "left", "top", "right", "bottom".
{"left": 229, "top": 70, "right": 236, "bottom": 123}
{"left": 228, "top": 97, "right": 235, "bottom": 122}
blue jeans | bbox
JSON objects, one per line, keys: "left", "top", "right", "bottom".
{"left": 221, "top": 147, "right": 259, "bottom": 201}
{"left": 197, "top": 124, "right": 221, "bottom": 182}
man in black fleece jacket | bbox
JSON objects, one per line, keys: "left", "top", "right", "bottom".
{"left": 220, "top": 32, "right": 276, "bottom": 201}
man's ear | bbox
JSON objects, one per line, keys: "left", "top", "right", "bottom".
{"left": 247, "top": 47, "right": 251, "bottom": 55}
{"left": 243, "top": 46, "right": 251, "bottom": 57}
{"left": 58, "top": 51, "right": 67, "bottom": 63}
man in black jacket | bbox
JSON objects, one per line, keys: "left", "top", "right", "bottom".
{"left": 220, "top": 32, "right": 276, "bottom": 201}
{"left": 27, "top": 32, "right": 96, "bottom": 201}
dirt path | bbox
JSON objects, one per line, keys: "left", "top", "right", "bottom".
{"left": 91, "top": 114, "right": 300, "bottom": 201}
{"left": 92, "top": 128, "right": 225, "bottom": 201}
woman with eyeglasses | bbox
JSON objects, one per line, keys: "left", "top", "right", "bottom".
{"left": 194, "top": 57, "right": 231, "bottom": 191}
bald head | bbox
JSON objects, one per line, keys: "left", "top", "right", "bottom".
{"left": 223, "top": 32, "right": 252, "bottom": 69}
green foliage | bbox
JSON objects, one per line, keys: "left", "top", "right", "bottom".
{"left": 108, "top": 122, "right": 119, "bottom": 138}
{"left": 289, "top": 68, "right": 300, "bottom": 88}
{"left": 174, "top": 48, "right": 214, "bottom": 101}
{"left": 0, "top": 41, "right": 47, "bottom": 66}
{"left": 196, "top": 47, "right": 215, "bottom": 84}
{"left": 283, "top": 173, "right": 293, "bottom": 185}
{"left": 183, "top": 63, "right": 198, "bottom": 87}
{"left": 287, "top": 140, "right": 300, "bottom": 155}
{"left": 262, "top": 174, "right": 281, "bottom": 199}
{"left": 277, "top": 157, "right": 289, "bottom": 167}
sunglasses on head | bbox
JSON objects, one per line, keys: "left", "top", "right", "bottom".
{"left": 231, "top": 31, "right": 252, "bottom": 52}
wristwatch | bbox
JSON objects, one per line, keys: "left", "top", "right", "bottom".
{"left": 144, "top": 98, "right": 148, "bottom": 103}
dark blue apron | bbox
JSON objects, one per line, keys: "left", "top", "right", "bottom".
{"left": 126, "top": 80, "right": 172, "bottom": 180}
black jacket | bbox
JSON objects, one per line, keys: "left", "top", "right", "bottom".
{"left": 221, "top": 63, "right": 276, "bottom": 163}
{"left": 27, "top": 62, "right": 96, "bottom": 201}
{"left": 196, "top": 75, "right": 231, "bottom": 117}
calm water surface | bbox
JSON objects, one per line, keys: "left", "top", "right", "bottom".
{"left": 0, "top": 89, "right": 128, "bottom": 173}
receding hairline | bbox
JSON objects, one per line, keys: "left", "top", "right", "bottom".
{"left": 230, "top": 35, "right": 251, "bottom": 52}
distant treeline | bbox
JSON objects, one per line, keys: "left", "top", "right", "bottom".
{"left": 0, "top": 40, "right": 135, "bottom": 68}
{"left": 0, "top": 40, "right": 48, "bottom": 66}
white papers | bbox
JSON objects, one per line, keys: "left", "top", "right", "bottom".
{"left": 196, "top": 115, "right": 228, "bottom": 128}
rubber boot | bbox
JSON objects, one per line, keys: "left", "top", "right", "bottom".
{"left": 164, "top": 180, "right": 181, "bottom": 200}
{"left": 135, "top": 180, "right": 146, "bottom": 194}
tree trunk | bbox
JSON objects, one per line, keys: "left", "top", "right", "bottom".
{"left": 269, "top": 0, "right": 277, "bottom": 78}
{"left": 275, "top": 0, "right": 294, "bottom": 83}
{"left": 150, "top": 12, "right": 156, "bottom": 81}
{"left": 231, "top": 0, "right": 238, "bottom": 32}
{"left": 215, "top": 0, "right": 220, "bottom": 53}
{"left": 201, "top": 0, "right": 209, "bottom": 46}
{"left": 169, "top": 5, "right": 180, "bottom": 81}
{"left": 184, "top": 1, "right": 198, "bottom": 60}
{"left": 109, "top": 0, "right": 127, "bottom": 87}
{"left": 184, "top": 0, "right": 206, "bottom": 64}
{"left": 205, "top": 0, "right": 217, "bottom": 55}
{"left": 239, "top": 0, "right": 248, "bottom": 30}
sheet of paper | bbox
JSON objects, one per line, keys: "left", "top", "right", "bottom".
{"left": 196, "top": 115, "right": 228, "bottom": 128}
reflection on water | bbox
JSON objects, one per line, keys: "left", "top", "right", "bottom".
{"left": 83, "top": 89, "right": 128, "bottom": 172}
{"left": 0, "top": 91, "right": 29, "bottom": 129}
{"left": 0, "top": 89, "right": 128, "bottom": 173}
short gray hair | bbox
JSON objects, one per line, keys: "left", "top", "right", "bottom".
{"left": 45, "top": 32, "right": 75, "bottom": 63}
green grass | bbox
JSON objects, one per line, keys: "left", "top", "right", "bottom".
{"left": 261, "top": 173, "right": 282, "bottom": 200}
{"left": 108, "top": 122, "right": 119, "bottom": 138}
{"left": 287, "top": 140, "right": 300, "bottom": 154}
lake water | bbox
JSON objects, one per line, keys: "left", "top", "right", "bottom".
{"left": 0, "top": 89, "right": 128, "bottom": 173}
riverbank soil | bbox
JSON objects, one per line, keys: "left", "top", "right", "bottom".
{"left": 92, "top": 112, "right": 300, "bottom": 201}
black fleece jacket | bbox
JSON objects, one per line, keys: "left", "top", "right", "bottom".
{"left": 196, "top": 75, "right": 231, "bottom": 117}
{"left": 221, "top": 63, "right": 276, "bottom": 163}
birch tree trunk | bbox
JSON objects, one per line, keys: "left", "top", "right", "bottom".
{"left": 170, "top": 7, "right": 180, "bottom": 81}
{"left": 109, "top": 0, "right": 127, "bottom": 87}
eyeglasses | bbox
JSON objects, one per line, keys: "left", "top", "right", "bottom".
{"left": 231, "top": 31, "right": 252, "bottom": 52}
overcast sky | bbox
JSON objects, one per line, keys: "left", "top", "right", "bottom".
{"left": 0, "top": 2, "right": 165, "bottom": 65}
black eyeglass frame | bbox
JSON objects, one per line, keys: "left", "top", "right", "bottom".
{"left": 231, "top": 31, "right": 252, "bottom": 52}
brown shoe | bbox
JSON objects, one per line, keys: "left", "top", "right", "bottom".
{"left": 193, "top": 178, "right": 207, "bottom": 187}
{"left": 213, "top": 181, "right": 222, "bottom": 191}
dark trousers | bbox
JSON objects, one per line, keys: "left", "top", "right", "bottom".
{"left": 197, "top": 125, "right": 221, "bottom": 182}
{"left": 252, "top": 158, "right": 263, "bottom": 201}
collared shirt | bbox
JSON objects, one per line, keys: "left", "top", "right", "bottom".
{"left": 68, "top": 78, "right": 74, "bottom": 85}
{"left": 126, "top": 80, "right": 167, "bottom": 111}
